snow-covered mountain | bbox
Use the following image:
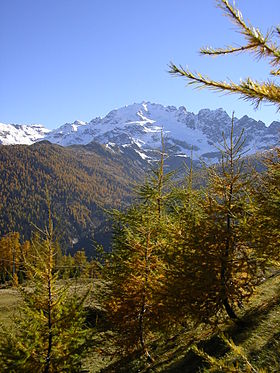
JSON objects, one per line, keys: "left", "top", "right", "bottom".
{"left": 1, "top": 102, "right": 279, "bottom": 162}
{"left": 0, "top": 123, "right": 50, "bottom": 145}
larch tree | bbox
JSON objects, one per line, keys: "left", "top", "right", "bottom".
{"left": 168, "top": 0, "right": 280, "bottom": 319}
{"left": 0, "top": 232, "right": 21, "bottom": 284}
{"left": 161, "top": 160, "right": 210, "bottom": 324}
{"left": 201, "top": 115, "right": 258, "bottom": 320}
{"left": 103, "top": 147, "right": 173, "bottom": 362}
{"left": 164, "top": 116, "right": 258, "bottom": 323}
{"left": 252, "top": 147, "right": 280, "bottom": 269}
{"left": 0, "top": 206, "right": 90, "bottom": 372}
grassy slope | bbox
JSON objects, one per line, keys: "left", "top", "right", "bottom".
{"left": 0, "top": 289, "right": 21, "bottom": 327}
{"left": 99, "top": 275, "right": 280, "bottom": 373}
{"left": 157, "top": 275, "right": 280, "bottom": 373}
{"left": 1, "top": 275, "right": 279, "bottom": 372}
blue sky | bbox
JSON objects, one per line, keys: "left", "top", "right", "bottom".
{"left": 1, "top": 0, "right": 279, "bottom": 129}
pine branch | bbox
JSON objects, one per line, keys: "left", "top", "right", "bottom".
{"left": 200, "top": 44, "right": 257, "bottom": 56}
{"left": 271, "top": 68, "right": 280, "bottom": 76}
{"left": 215, "top": 0, "right": 280, "bottom": 66}
{"left": 199, "top": 0, "right": 280, "bottom": 69}
{"left": 169, "top": 64, "right": 280, "bottom": 109}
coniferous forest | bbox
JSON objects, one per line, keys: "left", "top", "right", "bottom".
{"left": 0, "top": 1, "right": 280, "bottom": 372}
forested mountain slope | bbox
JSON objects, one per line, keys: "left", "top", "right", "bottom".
{"left": 0, "top": 141, "right": 144, "bottom": 254}
{"left": 0, "top": 137, "right": 271, "bottom": 255}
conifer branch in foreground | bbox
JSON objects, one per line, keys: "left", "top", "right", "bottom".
{"left": 169, "top": 0, "right": 280, "bottom": 110}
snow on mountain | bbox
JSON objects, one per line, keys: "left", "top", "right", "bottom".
{"left": 1, "top": 102, "right": 279, "bottom": 163}
{"left": 44, "top": 102, "right": 279, "bottom": 162}
{"left": 0, "top": 123, "right": 50, "bottom": 145}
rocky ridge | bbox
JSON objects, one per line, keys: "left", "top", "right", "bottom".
{"left": 1, "top": 102, "right": 279, "bottom": 163}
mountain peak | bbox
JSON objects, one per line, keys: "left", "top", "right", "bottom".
{"left": 1, "top": 104, "right": 279, "bottom": 163}
{"left": 0, "top": 122, "right": 50, "bottom": 145}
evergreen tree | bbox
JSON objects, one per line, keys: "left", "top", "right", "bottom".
{"left": 169, "top": 0, "right": 280, "bottom": 108}
{"left": 0, "top": 208, "right": 89, "bottom": 372}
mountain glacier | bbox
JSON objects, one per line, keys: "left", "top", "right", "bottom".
{"left": 1, "top": 102, "right": 279, "bottom": 162}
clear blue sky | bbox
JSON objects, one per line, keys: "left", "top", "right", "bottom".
{"left": 1, "top": 0, "right": 279, "bottom": 129}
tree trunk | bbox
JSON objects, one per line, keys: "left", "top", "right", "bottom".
{"left": 44, "top": 277, "right": 53, "bottom": 373}
{"left": 138, "top": 231, "right": 154, "bottom": 363}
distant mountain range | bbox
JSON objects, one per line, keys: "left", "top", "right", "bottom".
{"left": 1, "top": 102, "right": 279, "bottom": 163}
{"left": 0, "top": 103, "right": 279, "bottom": 253}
